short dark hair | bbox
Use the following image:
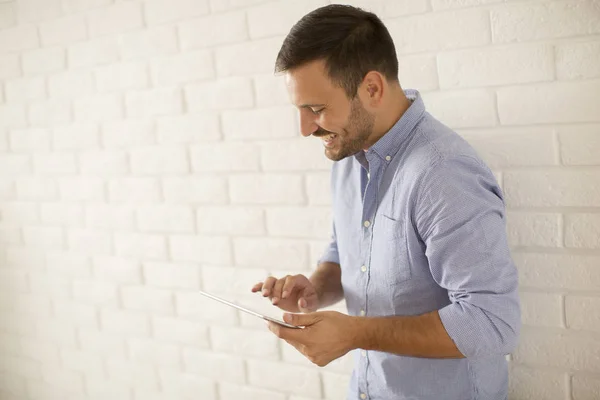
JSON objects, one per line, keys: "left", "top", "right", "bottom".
{"left": 275, "top": 4, "right": 399, "bottom": 98}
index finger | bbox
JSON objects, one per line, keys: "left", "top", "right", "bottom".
{"left": 251, "top": 282, "right": 263, "bottom": 293}
{"left": 281, "top": 276, "right": 298, "bottom": 299}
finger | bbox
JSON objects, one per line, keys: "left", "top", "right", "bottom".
{"left": 298, "top": 297, "right": 312, "bottom": 313}
{"left": 261, "top": 277, "right": 277, "bottom": 297}
{"left": 271, "top": 276, "right": 289, "bottom": 304}
{"left": 281, "top": 275, "right": 299, "bottom": 299}
{"left": 251, "top": 282, "right": 263, "bottom": 292}
{"left": 284, "top": 312, "right": 321, "bottom": 327}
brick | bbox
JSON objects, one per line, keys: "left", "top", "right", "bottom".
{"left": 74, "top": 94, "right": 124, "bottom": 122}
{"left": 80, "top": 150, "right": 129, "bottom": 176}
{"left": 109, "top": 177, "right": 161, "bottom": 203}
{"left": 247, "top": 1, "right": 328, "bottom": 39}
{"left": 0, "top": 311, "right": 37, "bottom": 336}
{"left": 21, "top": 276, "right": 65, "bottom": 304}
{"left": 34, "top": 154, "right": 77, "bottom": 175}
{"left": 491, "top": 1, "right": 600, "bottom": 43}
{"left": 28, "top": 99, "right": 71, "bottom": 126}
{"left": 17, "top": 0, "right": 62, "bottom": 22}
{"left": 183, "top": 349, "right": 244, "bottom": 383}
{"left": 151, "top": 51, "right": 214, "bottom": 87}
{"left": 89, "top": 2, "right": 143, "bottom": 37}
{"left": 145, "top": 0, "right": 209, "bottom": 26}
{"left": 234, "top": 237, "right": 309, "bottom": 269}
{"left": 95, "top": 62, "right": 149, "bottom": 93}
{"left": 305, "top": 173, "right": 330, "bottom": 205}
{"left": 157, "top": 113, "right": 220, "bottom": 144}
{"left": 78, "top": 329, "right": 127, "bottom": 359}
{"left": 216, "top": 38, "right": 284, "bottom": 77}
{"left": 48, "top": 70, "right": 94, "bottom": 99}
{"left": 143, "top": 261, "right": 200, "bottom": 290}
{"left": 0, "top": 270, "right": 28, "bottom": 293}
{"left": 247, "top": 359, "right": 321, "bottom": 397}
{"left": 72, "top": 280, "right": 118, "bottom": 307}
{"left": 10, "top": 128, "right": 50, "bottom": 151}
{"left": 162, "top": 176, "right": 228, "bottom": 204}
{"left": 60, "top": 348, "right": 104, "bottom": 377}
{"left": 101, "top": 309, "right": 150, "bottom": 337}
{"left": 191, "top": 143, "right": 260, "bottom": 172}
{"left": 506, "top": 212, "right": 561, "bottom": 248}
{"left": 498, "top": 81, "right": 600, "bottom": 125}
{"left": 6, "top": 245, "right": 45, "bottom": 268}
{"left": 129, "top": 338, "right": 180, "bottom": 369}
{"left": 6, "top": 77, "right": 46, "bottom": 103}
{"left": 197, "top": 206, "right": 265, "bottom": 236}
{"left": 266, "top": 207, "right": 331, "bottom": 239}
{"left": 59, "top": 178, "right": 104, "bottom": 201}
{"left": 0, "top": 25, "right": 38, "bottom": 53}
{"left": 201, "top": 266, "right": 267, "bottom": 296}
{"left": 41, "top": 203, "right": 84, "bottom": 227}
{"left": 396, "top": 54, "right": 439, "bottom": 91}
{"left": 331, "top": 0, "right": 429, "bottom": 17}
{"left": 46, "top": 251, "right": 91, "bottom": 279}
{"left": 63, "top": 0, "right": 111, "bottom": 13}
{"left": 92, "top": 256, "right": 142, "bottom": 284}
{"left": 508, "top": 365, "right": 567, "bottom": 400}
{"left": 520, "top": 292, "right": 563, "bottom": 328}
{"left": 322, "top": 371, "right": 351, "bottom": 399}
{"left": 152, "top": 316, "right": 209, "bottom": 347}
{"left": 260, "top": 138, "right": 334, "bottom": 171}
{"left": 85, "top": 377, "right": 132, "bottom": 400}
{"left": 186, "top": 77, "right": 254, "bottom": 111}
{"left": 40, "top": 15, "right": 87, "bottom": 46}
{"left": 0, "top": 372, "right": 26, "bottom": 397}
{"left": 131, "top": 146, "right": 188, "bottom": 174}
{"left": 0, "top": 2, "right": 16, "bottom": 30}
{"left": 556, "top": 41, "right": 600, "bottom": 80}
{"left": 209, "top": 0, "right": 266, "bottom": 12}
{"left": 115, "top": 232, "right": 168, "bottom": 260}
{"left": 222, "top": 106, "right": 296, "bottom": 139}
{"left": 461, "top": 127, "right": 557, "bottom": 167}
{"left": 422, "top": 89, "right": 496, "bottom": 128}
{"left": 35, "top": 318, "right": 78, "bottom": 348}
{"left": 67, "top": 229, "right": 112, "bottom": 256}
{"left": 559, "top": 125, "right": 600, "bottom": 166}
{"left": 53, "top": 122, "right": 99, "bottom": 151}
{"left": 170, "top": 235, "right": 232, "bottom": 265}
{"left": 505, "top": 171, "right": 600, "bottom": 207}
{"left": 254, "top": 74, "right": 289, "bottom": 107}
{"left": 0, "top": 54, "right": 20, "bottom": 80}
{"left": 159, "top": 370, "right": 216, "bottom": 400}
{"left": 387, "top": 8, "right": 490, "bottom": 54}
{"left": 0, "top": 203, "right": 37, "bottom": 226}
{"left": 573, "top": 375, "right": 600, "bottom": 400}
{"left": 210, "top": 326, "right": 279, "bottom": 360}
{"left": 0, "top": 155, "right": 29, "bottom": 177}
{"left": 136, "top": 205, "right": 195, "bottom": 233}
{"left": 229, "top": 174, "right": 304, "bottom": 205}
{"left": 0, "top": 105, "right": 27, "bottom": 130}
{"left": 219, "top": 383, "right": 286, "bottom": 400}
{"left": 179, "top": 11, "right": 247, "bottom": 50}
{"left": 16, "top": 178, "right": 57, "bottom": 201}
{"left": 513, "top": 328, "right": 600, "bottom": 372}
{"left": 102, "top": 120, "right": 155, "bottom": 148}
{"left": 53, "top": 301, "right": 98, "bottom": 329}
{"left": 69, "top": 37, "right": 119, "bottom": 69}
{"left": 126, "top": 88, "right": 183, "bottom": 118}
{"left": 118, "top": 26, "right": 178, "bottom": 61}
{"left": 438, "top": 44, "right": 554, "bottom": 89}
{"left": 432, "top": 0, "right": 501, "bottom": 10}
{"left": 566, "top": 214, "right": 600, "bottom": 249}
{"left": 85, "top": 204, "right": 135, "bottom": 230}
{"left": 106, "top": 358, "right": 159, "bottom": 390}
{"left": 566, "top": 296, "right": 600, "bottom": 333}
{"left": 175, "top": 292, "right": 237, "bottom": 325}
{"left": 23, "top": 226, "right": 64, "bottom": 249}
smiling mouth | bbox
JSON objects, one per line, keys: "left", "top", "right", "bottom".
{"left": 321, "top": 133, "right": 337, "bottom": 148}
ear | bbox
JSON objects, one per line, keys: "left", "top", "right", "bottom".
{"left": 361, "top": 71, "right": 385, "bottom": 105}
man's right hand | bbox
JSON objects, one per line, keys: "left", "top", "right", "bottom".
{"left": 251, "top": 274, "right": 319, "bottom": 313}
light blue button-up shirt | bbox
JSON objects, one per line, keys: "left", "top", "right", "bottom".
{"left": 320, "top": 90, "right": 520, "bottom": 400}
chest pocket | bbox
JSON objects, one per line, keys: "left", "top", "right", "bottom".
{"left": 369, "top": 214, "right": 411, "bottom": 285}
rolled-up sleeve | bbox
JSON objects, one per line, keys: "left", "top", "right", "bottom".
{"left": 319, "top": 221, "right": 340, "bottom": 265}
{"left": 415, "top": 155, "right": 520, "bottom": 359}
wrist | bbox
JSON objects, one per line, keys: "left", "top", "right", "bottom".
{"left": 349, "top": 316, "right": 372, "bottom": 351}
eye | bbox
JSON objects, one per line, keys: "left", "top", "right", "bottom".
{"left": 311, "top": 108, "right": 324, "bottom": 115}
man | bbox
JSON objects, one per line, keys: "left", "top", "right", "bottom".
{"left": 251, "top": 5, "right": 520, "bottom": 400}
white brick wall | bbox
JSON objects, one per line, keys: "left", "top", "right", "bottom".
{"left": 0, "top": 1, "right": 599, "bottom": 399}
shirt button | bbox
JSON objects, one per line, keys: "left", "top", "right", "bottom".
{"left": 360, "top": 265, "right": 367, "bottom": 272}
{"left": 360, "top": 394, "right": 367, "bottom": 400}
{"left": 363, "top": 220, "right": 370, "bottom": 228}
{"left": 385, "top": 155, "right": 391, "bottom": 161}
{"left": 360, "top": 309, "right": 365, "bottom": 316}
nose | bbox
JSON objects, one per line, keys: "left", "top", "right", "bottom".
{"left": 299, "top": 110, "right": 318, "bottom": 137}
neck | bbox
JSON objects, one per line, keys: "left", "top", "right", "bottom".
{"left": 364, "top": 86, "right": 411, "bottom": 149}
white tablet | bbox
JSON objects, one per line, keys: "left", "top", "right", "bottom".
{"left": 198, "top": 290, "right": 302, "bottom": 329}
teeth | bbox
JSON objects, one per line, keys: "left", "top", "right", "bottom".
{"left": 323, "top": 134, "right": 336, "bottom": 141}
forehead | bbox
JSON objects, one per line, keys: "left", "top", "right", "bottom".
{"left": 284, "top": 60, "right": 340, "bottom": 106}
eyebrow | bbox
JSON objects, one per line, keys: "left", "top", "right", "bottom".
{"left": 299, "top": 103, "right": 326, "bottom": 108}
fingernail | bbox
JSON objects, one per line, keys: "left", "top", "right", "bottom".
{"left": 283, "top": 313, "right": 291, "bottom": 323}
{"left": 272, "top": 297, "right": 278, "bottom": 304}
{"left": 282, "top": 291, "right": 288, "bottom": 299}
{"left": 262, "top": 289, "right": 268, "bottom": 296}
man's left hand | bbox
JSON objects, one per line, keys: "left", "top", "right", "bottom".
{"left": 266, "top": 311, "right": 362, "bottom": 367}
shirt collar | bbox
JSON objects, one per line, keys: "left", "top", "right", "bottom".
{"left": 355, "top": 89, "right": 425, "bottom": 164}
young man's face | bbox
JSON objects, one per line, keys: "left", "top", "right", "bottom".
{"left": 285, "top": 60, "right": 375, "bottom": 161}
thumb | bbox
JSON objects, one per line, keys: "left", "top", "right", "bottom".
{"left": 283, "top": 312, "right": 321, "bottom": 327}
